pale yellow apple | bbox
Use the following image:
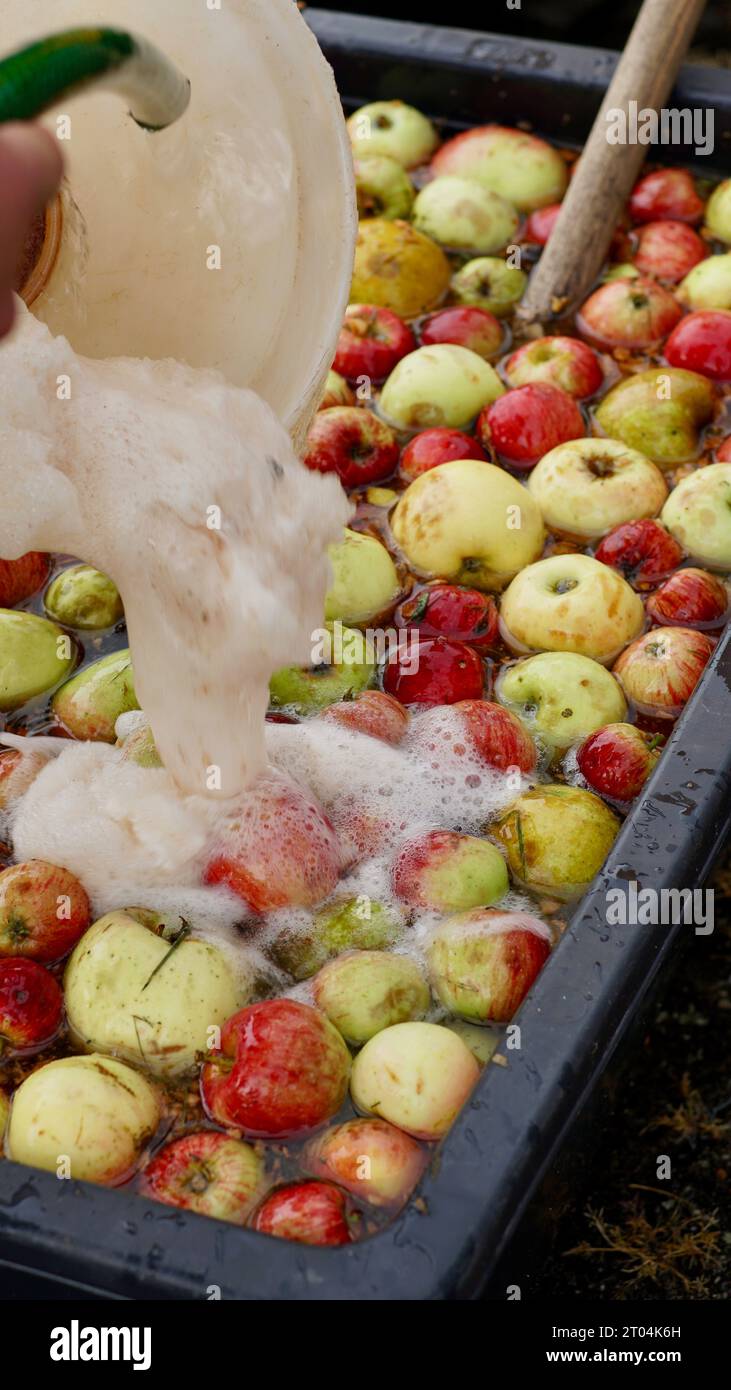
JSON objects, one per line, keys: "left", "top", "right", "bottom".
{"left": 528, "top": 438, "right": 667, "bottom": 538}
{"left": 325, "top": 529, "right": 401, "bottom": 626}
{"left": 500, "top": 553, "right": 644, "bottom": 661}
{"left": 380, "top": 344, "right": 504, "bottom": 431}
{"left": 661, "top": 463, "right": 731, "bottom": 571}
{"left": 391, "top": 459, "right": 545, "bottom": 590}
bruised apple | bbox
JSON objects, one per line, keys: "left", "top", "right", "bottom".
{"left": 431, "top": 124, "right": 567, "bottom": 212}
{"left": 413, "top": 176, "right": 519, "bottom": 254}
{"left": 380, "top": 344, "right": 505, "bottom": 431}
{"left": 313, "top": 950, "right": 430, "bottom": 1044}
{"left": 500, "top": 554, "right": 644, "bottom": 662}
{"left": 303, "top": 1117, "right": 427, "bottom": 1210}
{"left": 391, "top": 459, "right": 545, "bottom": 590}
{"left": 594, "top": 368, "right": 715, "bottom": 468}
{"left": 527, "top": 438, "right": 667, "bottom": 538}
{"left": 348, "top": 101, "right": 439, "bottom": 169}
{"left": 391, "top": 829, "right": 508, "bottom": 912}
{"left": 494, "top": 785, "right": 620, "bottom": 900}
{"left": 351, "top": 219, "right": 451, "bottom": 319}
{"left": 350, "top": 1021, "right": 479, "bottom": 1139}
{"left": 496, "top": 650, "right": 627, "bottom": 749}
{"left": 52, "top": 649, "right": 138, "bottom": 741}
{"left": 661, "top": 463, "right": 731, "bottom": 570}
{"left": 426, "top": 908, "right": 551, "bottom": 1023}
{"left": 270, "top": 623, "right": 376, "bottom": 714}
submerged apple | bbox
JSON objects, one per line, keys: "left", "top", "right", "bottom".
{"left": 497, "top": 650, "right": 627, "bottom": 749}
{"left": 391, "top": 829, "right": 508, "bottom": 912}
{"left": 313, "top": 949, "right": 430, "bottom": 1044}
{"left": 576, "top": 722, "right": 661, "bottom": 802}
{"left": 304, "top": 407, "right": 399, "bottom": 488}
{"left": 645, "top": 568, "right": 728, "bottom": 628}
{"left": 351, "top": 218, "right": 451, "bottom": 319}
{"left": 420, "top": 306, "right": 503, "bottom": 361}
{"left": 452, "top": 256, "right": 528, "bottom": 317}
{"left": 503, "top": 335, "right": 603, "bottom": 398}
{"left": 319, "top": 690, "right": 409, "bottom": 745}
{"left": 678, "top": 253, "right": 731, "bottom": 311}
{"left": 407, "top": 698, "right": 538, "bottom": 774}
{"left": 0, "top": 859, "right": 91, "bottom": 963}
{"left": 394, "top": 584, "right": 499, "bottom": 650}
{"left": 44, "top": 564, "right": 123, "bottom": 631}
{"left": 350, "top": 1021, "right": 479, "bottom": 1140}
{"left": 319, "top": 370, "right": 355, "bottom": 411}
{"left": 661, "top": 463, "right": 731, "bottom": 570}
{"left": 255, "top": 1182, "right": 353, "bottom": 1247}
{"left": 52, "top": 649, "right": 138, "bottom": 741}
{"left": 413, "top": 176, "right": 519, "bottom": 254}
{"left": 478, "top": 383, "right": 585, "bottom": 469}
{"left": 576, "top": 277, "right": 682, "bottom": 349}
{"left": 426, "top": 908, "right": 551, "bottom": 1023}
{"left": 500, "top": 553, "right": 644, "bottom": 662}
{"left": 382, "top": 636, "right": 484, "bottom": 706}
{"left": 354, "top": 155, "right": 415, "bottom": 221}
{"left": 269, "top": 623, "right": 376, "bottom": 715}
{"left": 303, "top": 1117, "right": 427, "bottom": 1210}
{"left": 613, "top": 627, "right": 714, "bottom": 718}
{"left": 142, "top": 1132, "right": 264, "bottom": 1224}
{"left": 594, "top": 518, "right": 684, "bottom": 588}
{"left": 494, "top": 784, "right": 620, "bottom": 900}
{"left": 431, "top": 124, "right": 567, "bottom": 212}
{"left": 0, "top": 552, "right": 49, "bottom": 608}
{"left": 594, "top": 368, "right": 715, "bottom": 467}
{"left": 270, "top": 895, "right": 402, "bottom": 982}
{"left": 0, "top": 957, "right": 63, "bottom": 1052}
{"left": 348, "top": 100, "right": 439, "bottom": 169}
{"left": 399, "top": 427, "right": 487, "bottom": 480}
{"left": 334, "top": 304, "right": 416, "bottom": 383}
{"left": 527, "top": 438, "right": 667, "bottom": 538}
{"left": 629, "top": 168, "right": 704, "bottom": 224}
{"left": 0, "top": 610, "right": 77, "bottom": 713}
{"left": 665, "top": 310, "right": 731, "bottom": 381}
{"left": 632, "top": 221, "right": 706, "bottom": 283}
{"left": 704, "top": 177, "right": 731, "bottom": 243}
{"left": 380, "top": 344, "right": 504, "bottom": 431}
{"left": 325, "top": 529, "right": 401, "bottom": 626}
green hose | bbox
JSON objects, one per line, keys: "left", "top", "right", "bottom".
{"left": 0, "top": 27, "right": 190, "bottom": 131}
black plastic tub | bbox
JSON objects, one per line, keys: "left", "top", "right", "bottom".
{"left": 1, "top": 11, "right": 731, "bottom": 1301}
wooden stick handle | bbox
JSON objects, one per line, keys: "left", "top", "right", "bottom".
{"left": 518, "top": 0, "right": 707, "bottom": 325}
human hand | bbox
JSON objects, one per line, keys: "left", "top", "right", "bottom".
{"left": 0, "top": 123, "right": 63, "bottom": 339}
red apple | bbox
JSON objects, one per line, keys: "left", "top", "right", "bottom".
{"left": 0, "top": 553, "right": 50, "bottom": 608}
{"left": 477, "top": 382, "right": 585, "bottom": 469}
{"left": 382, "top": 636, "right": 484, "bottom": 706}
{"left": 304, "top": 407, "right": 399, "bottom": 488}
{"left": 613, "top": 626, "right": 714, "bottom": 718}
{"left": 203, "top": 772, "right": 342, "bottom": 913}
{"left": 0, "top": 957, "right": 63, "bottom": 1052}
{"left": 629, "top": 168, "right": 704, "bottom": 225}
{"left": 420, "top": 305, "right": 503, "bottom": 361}
{"left": 329, "top": 794, "right": 405, "bottom": 867}
{"left": 576, "top": 722, "right": 661, "bottom": 802}
{"left": 632, "top": 221, "right": 706, "bottom": 283}
{"left": 523, "top": 203, "right": 561, "bottom": 245}
{"left": 716, "top": 436, "right": 731, "bottom": 462}
{"left": 665, "top": 310, "right": 731, "bottom": 381}
{"left": 304, "top": 1117, "right": 427, "bottom": 1210}
{"left": 254, "top": 1182, "right": 352, "bottom": 1246}
{"left": 427, "top": 907, "right": 552, "bottom": 1023}
{"left": 645, "top": 567, "right": 728, "bottom": 628}
{"left": 334, "top": 304, "right": 416, "bottom": 384}
{"left": 141, "top": 1132, "right": 263, "bottom": 1224}
{"left": 0, "top": 860, "right": 91, "bottom": 963}
{"left": 595, "top": 519, "right": 684, "bottom": 588}
{"left": 399, "top": 427, "right": 486, "bottom": 481}
{"left": 576, "top": 277, "right": 682, "bottom": 350}
{"left": 200, "top": 999, "right": 351, "bottom": 1138}
{"left": 319, "top": 689, "right": 409, "bottom": 745}
{"left": 394, "top": 584, "right": 499, "bottom": 651}
{"left": 503, "top": 336, "right": 604, "bottom": 398}
{"left": 408, "top": 698, "right": 537, "bottom": 773}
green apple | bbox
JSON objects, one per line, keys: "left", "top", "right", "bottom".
{"left": 270, "top": 895, "right": 402, "bottom": 981}
{"left": 391, "top": 459, "right": 545, "bottom": 591}
{"left": 705, "top": 178, "right": 731, "bottom": 243}
{"left": 452, "top": 256, "right": 528, "bottom": 317}
{"left": 350, "top": 1020, "right": 480, "bottom": 1139}
{"left": 392, "top": 829, "right": 509, "bottom": 911}
{"left": 380, "top": 344, "right": 504, "bottom": 431}
{"left": 319, "top": 369, "right": 354, "bottom": 410}
{"left": 44, "top": 564, "right": 123, "bottom": 630}
{"left": 528, "top": 438, "right": 667, "bottom": 539}
{"left": 500, "top": 553, "right": 644, "bottom": 662}
{"left": 426, "top": 907, "right": 551, "bottom": 1022}
{"left": 494, "top": 784, "right": 620, "bottom": 900}
{"left": 678, "top": 253, "right": 731, "bottom": 310}
{"left": 602, "top": 262, "right": 640, "bottom": 283}
{"left": 325, "top": 529, "right": 401, "bottom": 626}
{"left": 64, "top": 909, "right": 246, "bottom": 1078}
{"left": 0, "top": 609, "right": 77, "bottom": 712}
{"left": 313, "top": 950, "right": 430, "bottom": 1044}
{"left": 595, "top": 368, "right": 716, "bottom": 467}
{"left": 661, "top": 463, "right": 731, "bottom": 570}
{"left": 443, "top": 1018, "right": 501, "bottom": 1065}
{"left": 7, "top": 1054, "right": 160, "bottom": 1183}
{"left": 351, "top": 218, "right": 451, "bottom": 319}
{"left": 269, "top": 622, "right": 376, "bottom": 715}
{"left": 52, "top": 648, "right": 139, "bottom": 741}
{"left": 412, "top": 176, "right": 519, "bottom": 254}
{"left": 117, "top": 718, "right": 163, "bottom": 768}
{"left": 432, "top": 124, "right": 567, "bottom": 212}
{"left": 347, "top": 101, "right": 439, "bottom": 169}
{"left": 496, "top": 650, "right": 627, "bottom": 748}
{"left": 354, "top": 155, "right": 415, "bottom": 220}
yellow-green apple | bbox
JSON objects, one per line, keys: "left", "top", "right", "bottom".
{"left": 52, "top": 649, "right": 138, "bottom": 741}
{"left": 313, "top": 949, "right": 430, "bottom": 1044}
{"left": 613, "top": 627, "right": 714, "bottom": 718}
{"left": 527, "top": 438, "right": 667, "bottom": 538}
{"left": 319, "top": 369, "right": 355, "bottom": 410}
{"left": 478, "top": 383, "right": 585, "bottom": 470}
{"left": 665, "top": 310, "right": 731, "bottom": 381}
{"left": 380, "top": 344, "right": 504, "bottom": 431}
{"left": 350, "top": 1020, "right": 479, "bottom": 1139}
{"left": 412, "top": 176, "right": 519, "bottom": 254}
{"left": 334, "top": 304, "right": 415, "bottom": 383}
{"left": 594, "top": 518, "right": 684, "bottom": 588}
{"left": 576, "top": 722, "right": 661, "bottom": 802}
{"left": 391, "top": 829, "right": 508, "bottom": 911}
{"left": 44, "top": 564, "right": 123, "bottom": 631}
{"left": 142, "top": 1132, "right": 264, "bottom": 1223}
{"left": 420, "top": 306, "right": 503, "bottom": 361}
{"left": 305, "top": 406, "right": 399, "bottom": 488}
{"left": 204, "top": 771, "right": 342, "bottom": 912}
{"left": 270, "top": 895, "right": 402, "bottom": 981}
{"left": 7, "top": 1054, "right": 160, "bottom": 1183}
{"left": 407, "top": 698, "right": 537, "bottom": 773}
{"left": 319, "top": 690, "right": 409, "bottom": 745}
{"left": 705, "top": 178, "right": 731, "bottom": 242}
{"left": 500, "top": 554, "right": 644, "bottom": 662}
{"left": 452, "top": 256, "right": 528, "bottom": 317}
{"left": 270, "top": 622, "right": 376, "bottom": 714}
{"left": 354, "top": 155, "right": 414, "bottom": 220}
{"left": 0, "top": 859, "right": 91, "bottom": 962}
{"left": 646, "top": 568, "right": 728, "bottom": 627}
{"left": 64, "top": 909, "right": 246, "bottom": 1078}
{"left": 431, "top": 124, "right": 567, "bottom": 212}
{"left": 0, "top": 610, "right": 77, "bottom": 713}
{"left": 200, "top": 999, "right": 351, "bottom": 1138}
{"left": 678, "top": 253, "right": 731, "bottom": 310}
{"left": 632, "top": 221, "right": 706, "bottom": 282}
{"left": 303, "top": 1117, "right": 427, "bottom": 1210}
{"left": 391, "top": 459, "right": 545, "bottom": 590}
{"left": 348, "top": 101, "right": 439, "bottom": 168}
{"left": 503, "top": 335, "right": 604, "bottom": 398}
{"left": 0, "top": 1087, "right": 8, "bottom": 1137}
{"left": 629, "top": 168, "right": 704, "bottom": 224}
{"left": 444, "top": 1018, "right": 500, "bottom": 1065}
{"left": 494, "top": 784, "right": 620, "bottom": 900}
{"left": 325, "top": 529, "right": 401, "bottom": 626}
{"left": 496, "top": 650, "right": 627, "bottom": 749}
{"left": 594, "top": 368, "right": 715, "bottom": 467}
{"left": 661, "top": 463, "right": 731, "bottom": 569}
{"left": 576, "top": 277, "right": 682, "bottom": 349}
{"left": 254, "top": 1182, "right": 352, "bottom": 1246}
{"left": 426, "top": 907, "right": 551, "bottom": 1023}
{"left": 351, "top": 219, "right": 450, "bottom": 319}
